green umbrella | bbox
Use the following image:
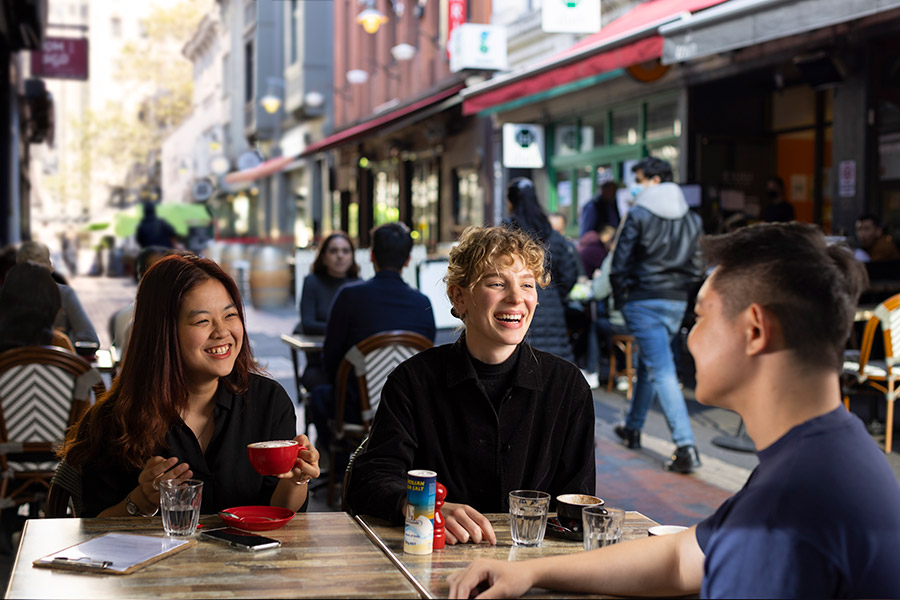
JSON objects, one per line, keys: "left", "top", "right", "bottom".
{"left": 113, "top": 203, "right": 212, "bottom": 237}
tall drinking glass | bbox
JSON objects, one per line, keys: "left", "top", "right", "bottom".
{"left": 159, "top": 479, "right": 203, "bottom": 537}
{"left": 582, "top": 505, "right": 625, "bottom": 551}
{"left": 508, "top": 490, "right": 550, "bottom": 547}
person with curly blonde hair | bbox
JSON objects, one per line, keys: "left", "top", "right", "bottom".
{"left": 348, "top": 226, "right": 595, "bottom": 546}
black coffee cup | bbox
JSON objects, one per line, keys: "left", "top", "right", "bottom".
{"left": 556, "top": 494, "right": 605, "bottom": 526}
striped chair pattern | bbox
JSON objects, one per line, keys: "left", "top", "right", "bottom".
{"left": 329, "top": 330, "right": 433, "bottom": 507}
{"left": 0, "top": 346, "right": 103, "bottom": 513}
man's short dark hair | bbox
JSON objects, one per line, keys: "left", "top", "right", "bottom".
{"left": 372, "top": 222, "right": 413, "bottom": 271}
{"left": 632, "top": 157, "right": 673, "bottom": 182}
{"left": 701, "top": 222, "right": 867, "bottom": 371}
{"left": 856, "top": 213, "right": 881, "bottom": 228}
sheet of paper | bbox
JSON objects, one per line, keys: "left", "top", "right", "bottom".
{"left": 37, "top": 533, "right": 191, "bottom": 573}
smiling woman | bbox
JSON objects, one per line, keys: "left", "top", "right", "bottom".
{"left": 348, "top": 226, "right": 596, "bottom": 546}
{"left": 60, "top": 254, "right": 320, "bottom": 518}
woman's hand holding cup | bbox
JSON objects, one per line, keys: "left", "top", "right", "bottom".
{"left": 248, "top": 435, "right": 319, "bottom": 484}
{"left": 276, "top": 434, "right": 319, "bottom": 485}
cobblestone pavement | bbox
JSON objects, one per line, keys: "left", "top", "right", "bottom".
{"left": 68, "top": 275, "right": 900, "bottom": 522}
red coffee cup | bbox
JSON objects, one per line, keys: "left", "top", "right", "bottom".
{"left": 247, "top": 440, "right": 307, "bottom": 475}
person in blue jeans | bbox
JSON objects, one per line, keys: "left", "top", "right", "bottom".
{"left": 610, "top": 157, "right": 704, "bottom": 473}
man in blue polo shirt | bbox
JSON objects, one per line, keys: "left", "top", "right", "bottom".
{"left": 448, "top": 223, "right": 900, "bottom": 599}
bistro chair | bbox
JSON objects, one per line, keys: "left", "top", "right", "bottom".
{"left": 45, "top": 460, "right": 83, "bottom": 518}
{"left": 328, "top": 330, "right": 433, "bottom": 506}
{"left": 842, "top": 292, "right": 900, "bottom": 453}
{"left": 0, "top": 346, "right": 104, "bottom": 516}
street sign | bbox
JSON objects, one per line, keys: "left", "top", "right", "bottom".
{"left": 542, "top": 0, "right": 601, "bottom": 34}
{"left": 30, "top": 37, "right": 89, "bottom": 80}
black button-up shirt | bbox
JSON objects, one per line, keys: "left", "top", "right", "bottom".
{"left": 82, "top": 374, "right": 299, "bottom": 517}
{"left": 348, "top": 337, "right": 596, "bottom": 523}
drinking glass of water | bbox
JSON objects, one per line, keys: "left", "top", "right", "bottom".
{"left": 159, "top": 479, "right": 203, "bottom": 537}
{"left": 582, "top": 505, "right": 625, "bottom": 551}
{"left": 509, "top": 490, "right": 550, "bottom": 547}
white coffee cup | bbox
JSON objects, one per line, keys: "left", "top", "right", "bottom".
{"left": 648, "top": 525, "right": 688, "bottom": 536}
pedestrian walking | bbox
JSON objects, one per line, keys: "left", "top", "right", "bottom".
{"left": 610, "top": 157, "right": 704, "bottom": 473}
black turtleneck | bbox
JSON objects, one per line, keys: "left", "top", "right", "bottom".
{"left": 468, "top": 345, "right": 520, "bottom": 412}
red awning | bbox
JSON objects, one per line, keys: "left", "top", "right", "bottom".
{"left": 462, "top": 0, "right": 729, "bottom": 116}
{"left": 302, "top": 83, "right": 466, "bottom": 156}
{"left": 224, "top": 155, "right": 295, "bottom": 185}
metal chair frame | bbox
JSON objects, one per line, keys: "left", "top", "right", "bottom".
{"left": 843, "top": 293, "right": 900, "bottom": 453}
{"left": 328, "top": 331, "right": 433, "bottom": 506}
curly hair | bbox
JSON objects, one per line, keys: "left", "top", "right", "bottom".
{"left": 445, "top": 227, "right": 549, "bottom": 300}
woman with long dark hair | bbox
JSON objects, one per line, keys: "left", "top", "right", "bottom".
{"left": 296, "top": 232, "right": 360, "bottom": 390}
{"left": 62, "top": 254, "right": 319, "bottom": 517}
{"left": 505, "top": 178, "right": 579, "bottom": 362}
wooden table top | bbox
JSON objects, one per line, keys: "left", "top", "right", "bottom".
{"left": 356, "top": 511, "right": 659, "bottom": 599}
{"left": 7, "top": 513, "right": 420, "bottom": 599}
{"left": 280, "top": 333, "right": 325, "bottom": 352}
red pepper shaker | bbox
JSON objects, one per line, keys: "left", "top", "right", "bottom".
{"left": 433, "top": 482, "right": 447, "bottom": 550}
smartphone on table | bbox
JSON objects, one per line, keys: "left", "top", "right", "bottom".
{"left": 200, "top": 527, "right": 281, "bottom": 551}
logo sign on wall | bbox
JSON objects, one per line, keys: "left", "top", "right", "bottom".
{"left": 502, "top": 124, "right": 545, "bottom": 169}
{"left": 30, "top": 37, "right": 89, "bottom": 80}
{"left": 449, "top": 24, "right": 508, "bottom": 73}
{"left": 542, "top": 0, "right": 601, "bottom": 34}
{"left": 447, "top": 0, "right": 467, "bottom": 59}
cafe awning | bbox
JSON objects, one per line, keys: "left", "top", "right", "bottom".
{"left": 461, "top": 0, "right": 729, "bottom": 116}
{"left": 223, "top": 155, "right": 295, "bottom": 185}
{"left": 302, "top": 83, "right": 466, "bottom": 156}
{"left": 661, "top": 0, "right": 900, "bottom": 65}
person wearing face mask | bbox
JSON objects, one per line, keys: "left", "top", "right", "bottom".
{"left": 610, "top": 157, "right": 704, "bottom": 474}
{"left": 762, "top": 176, "right": 794, "bottom": 223}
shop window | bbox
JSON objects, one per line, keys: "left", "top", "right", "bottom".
{"left": 412, "top": 162, "right": 439, "bottom": 246}
{"left": 556, "top": 170, "right": 572, "bottom": 209}
{"left": 456, "top": 169, "right": 484, "bottom": 230}
{"left": 555, "top": 123, "right": 591, "bottom": 156}
{"left": 646, "top": 97, "right": 679, "bottom": 140}
{"left": 582, "top": 113, "right": 606, "bottom": 149}
{"left": 373, "top": 170, "right": 400, "bottom": 226}
{"left": 612, "top": 106, "right": 639, "bottom": 145}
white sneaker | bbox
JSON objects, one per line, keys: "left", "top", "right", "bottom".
{"left": 581, "top": 370, "right": 600, "bottom": 389}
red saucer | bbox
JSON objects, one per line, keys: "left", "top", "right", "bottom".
{"left": 219, "top": 506, "right": 295, "bottom": 531}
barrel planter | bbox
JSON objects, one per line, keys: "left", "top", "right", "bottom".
{"left": 250, "top": 246, "right": 291, "bottom": 308}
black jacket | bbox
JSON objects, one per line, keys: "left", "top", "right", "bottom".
{"left": 611, "top": 183, "right": 703, "bottom": 308}
{"left": 347, "top": 337, "right": 596, "bottom": 523}
{"left": 527, "top": 230, "right": 579, "bottom": 362}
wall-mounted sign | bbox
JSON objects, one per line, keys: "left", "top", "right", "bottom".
{"left": 449, "top": 24, "right": 508, "bottom": 73}
{"left": 839, "top": 160, "right": 856, "bottom": 198}
{"left": 447, "top": 0, "right": 467, "bottom": 59}
{"left": 502, "top": 123, "right": 544, "bottom": 169}
{"left": 542, "top": 0, "right": 601, "bottom": 34}
{"left": 30, "top": 37, "right": 89, "bottom": 80}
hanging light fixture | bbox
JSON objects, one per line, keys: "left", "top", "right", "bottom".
{"left": 391, "top": 43, "right": 417, "bottom": 62}
{"left": 356, "top": 2, "right": 388, "bottom": 34}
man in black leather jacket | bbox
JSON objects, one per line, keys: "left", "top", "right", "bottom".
{"left": 610, "top": 157, "right": 704, "bottom": 473}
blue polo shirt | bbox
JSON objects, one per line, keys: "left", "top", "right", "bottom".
{"left": 696, "top": 407, "right": 900, "bottom": 599}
